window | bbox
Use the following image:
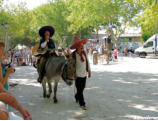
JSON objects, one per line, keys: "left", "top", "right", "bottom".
{"left": 129, "top": 38, "right": 132, "bottom": 42}
{"left": 144, "top": 41, "right": 153, "bottom": 48}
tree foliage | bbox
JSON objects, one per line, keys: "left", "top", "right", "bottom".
{"left": 1, "top": 0, "right": 156, "bottom": 48}
{"left": 131, "top": 0, "right": 158, "bottom": 41}
{"left": 142, "top": 32, "right": 152, "bottom": 42}
{"left": 66, "top": 0, "right": 142, "bottom": 47}
{"left": 134, "top": 0, "right": 158, "bottom": 32}
{"left": 32, "top": 0, "right": 71, "bottom": 46}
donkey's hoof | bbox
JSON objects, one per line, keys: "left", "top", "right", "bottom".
{"left": 54, "top": 100, "right": 58, "bottom": 103}
{"left": 47, "top": 95, "right": 51, "bottom": 98}
{"left": 53, "top": 98, "right": 58, "bottom": 103}
{"left": 43, "top": 94, "right": 47, "bottom": 98}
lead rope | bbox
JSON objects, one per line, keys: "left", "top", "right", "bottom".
{"left": 74, "top": 80, "right": 76, "bottom": 98}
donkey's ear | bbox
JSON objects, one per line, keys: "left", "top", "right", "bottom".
{"left": 64, "top": 48, "right": 74, "bottom": 60}
{"left": 64, "top": 50, "right": 68, "bottom": 56}
{"left": 64, "top": 48, "right": 71, "bottom": 56}
{"left": 64, "top": 50, "right": 69, "bottom": 60}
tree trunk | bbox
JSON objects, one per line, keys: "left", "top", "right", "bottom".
{"left": 108, "top": 29, "right": 119, "bottom": 49}
{"left": 96, "top": 29, "right": 99, "bottom": 40}
{"left": 114, "top": 40, "right": 118, "bottom": 49}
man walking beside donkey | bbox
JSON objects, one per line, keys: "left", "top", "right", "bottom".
{"left": 70, "top": 37, "right": 91, "bottom": 110}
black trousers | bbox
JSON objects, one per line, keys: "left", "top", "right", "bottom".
{"left": 75, "top": 77, "right": 86, "bottom": 106}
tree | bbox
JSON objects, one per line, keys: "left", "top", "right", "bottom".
{"left": 0, "top": 1, "right": 11, "bottom": 43}
{"left": 32, "top": 0, "right": 74, "bottom": 47}
{"left": 0, "top": 0, "right": 146, "bottom": 49}
{"left": 7, "top": 3, "right": 35, "bottom": 47}
{"left": 66, "top": 0, "right": 103, "bottom": 38}
{"left": 135, "top": 0, "right": 158, "bottom": 34}
{"left": 142, "top": 32, "right": 152, "bottom": 42}
{"left": 131, "top": 0, "right": 158, "bottom": 42}
{"left": 66, "top": 0, "right": 142, "bottom": 48}
{"left": 0, "top": 0, "right": 4, "bottom": 9}
{"left": 1, "top": 0, "right": 76, "bottom": 48}
{"left": 0, "top": 2, "right": 37, "bottom": 48}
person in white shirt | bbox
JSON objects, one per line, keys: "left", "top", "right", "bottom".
{"left": 70, "top": 37, "right": 91, "bottom": 110}
{"left": 15, "top": 50, "right": 20, "bottom": 66}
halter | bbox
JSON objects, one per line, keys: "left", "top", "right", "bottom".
{"left": 62, "top": 61, "right": 74, "bottom": 81}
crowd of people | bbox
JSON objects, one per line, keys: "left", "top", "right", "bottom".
{"left": 9, "top": 48, "right": 33, "bottom": 66}
{"left": 88, "top": 44, "right": 118, "bottom": 65}
{"left": 87, "top": 39, "right": 135, "bottom": 65}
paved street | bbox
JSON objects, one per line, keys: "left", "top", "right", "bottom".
{"left": 9, "top": 57, "right": 158, "bottom": 120}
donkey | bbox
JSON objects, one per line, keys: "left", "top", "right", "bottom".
{"left": 41, "top": 52, "right": 76, "bottom": 103}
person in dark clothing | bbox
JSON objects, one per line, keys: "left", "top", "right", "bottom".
{"left": 75, "top": 77, "right": 86, "bottom": 106}
{"left": 37, "top": 26, "right": 56, "bottom": 83}
{"left": 40, "top": 38, "right": 55, "bottom": 50}
{"left": 10, "top": 49, "right": 14, "bottom": 63}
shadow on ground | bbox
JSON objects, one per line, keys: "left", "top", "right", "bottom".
{"left": 86, "top": 71, "right": 158, "bottom": 120}
{"left": 9, "top": 66, "right": 158, "bottom": 120}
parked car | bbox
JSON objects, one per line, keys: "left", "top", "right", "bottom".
{"left": 118, "top": 42, "right": 140, "bottom": 54}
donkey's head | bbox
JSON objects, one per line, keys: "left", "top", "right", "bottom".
{"left": 62, "top": 49, "right": 76, "bottom": 86}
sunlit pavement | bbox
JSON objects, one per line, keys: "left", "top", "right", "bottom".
{"left": 9, "top": 57, "right": 158, "bottom": 120}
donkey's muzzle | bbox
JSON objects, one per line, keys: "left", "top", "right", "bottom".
{"left": 67, "top": 81, "right": 73, "bottom": 86}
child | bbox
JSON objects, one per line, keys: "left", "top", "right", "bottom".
{"left": 113, "top": 48, "right": 118, "bottom": 61}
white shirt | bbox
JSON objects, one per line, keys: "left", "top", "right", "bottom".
{"left": 41, "top": 41, "right": 47, "bottom": 48}
{"left": 76, "top": 53, "right": 91, "bottom": 78}
{"left": 15, "top": 51, "right": 20, "bottom": 56}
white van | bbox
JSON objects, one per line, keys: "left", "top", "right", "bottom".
{"left": 135, "top": 34, "right": 158, "bottom": 57}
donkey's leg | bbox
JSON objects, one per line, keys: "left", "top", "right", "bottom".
{"left": 42, "top": 79, "right": 47, "bottom": 98}
{"left": 53, "top": 80, "right": 59, "bottom": 103}
{"left": 47, "top": 80, "right": 52, "bottom": 98}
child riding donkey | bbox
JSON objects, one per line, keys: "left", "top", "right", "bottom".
{"left": 34, "top": 26, "right": 56, "bottom": 83}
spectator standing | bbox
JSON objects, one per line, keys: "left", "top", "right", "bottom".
{"left": 29, "top": 48, "right": 33, "bottom": 66}
{"left": 15, "top": 50, "right": 20, "bottom": 66}
{"left": 113, "top": 48, "right": 118, "bottom": 61}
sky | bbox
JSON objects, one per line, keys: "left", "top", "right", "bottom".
{"left": 3, "top": 0, "right": 48, "bottom": 9}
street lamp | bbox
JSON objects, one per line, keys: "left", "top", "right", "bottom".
{"left": 1, "top": 23, "right": 9, "bottom": 50}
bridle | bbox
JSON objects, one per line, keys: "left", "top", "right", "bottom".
{"left": 62, "top": 61, "right": 75, "bottom": 81}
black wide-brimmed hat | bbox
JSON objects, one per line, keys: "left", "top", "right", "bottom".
{"left": 39, "top": 26, "right": 55, "bottom": 37}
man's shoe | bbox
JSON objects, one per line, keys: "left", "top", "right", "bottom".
{"left": 80, "top": 105, "right": 87, "bottom": 110}
{"left": 37, "top": 77, "right": 42, "bottom": 83}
